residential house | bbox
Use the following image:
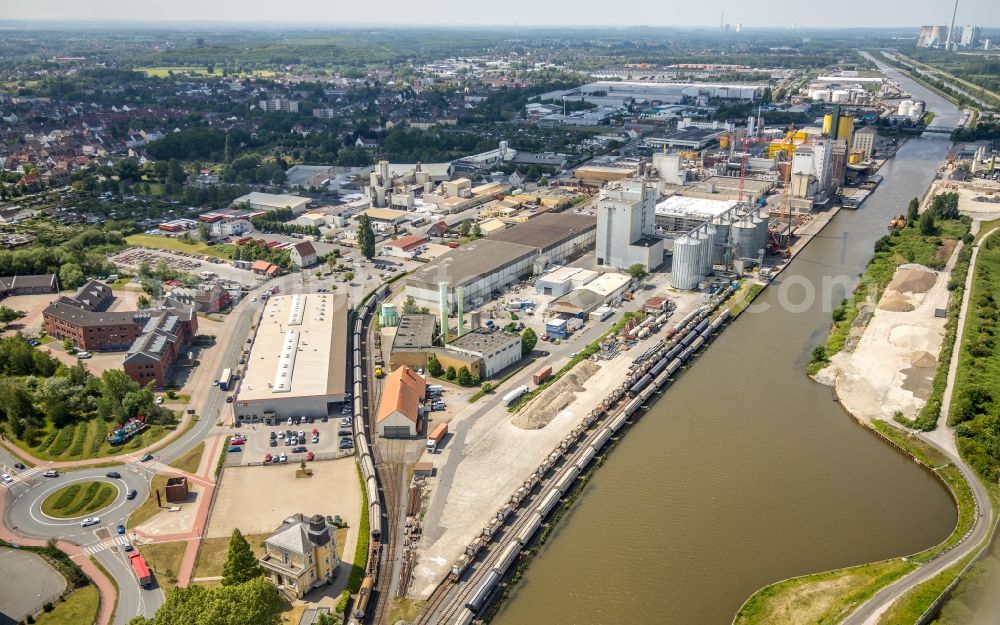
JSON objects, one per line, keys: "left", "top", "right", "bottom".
{"left": 259, "top": 514, "right": 339, "bottom": 599}
{"left": 290, "top": 241, "right": 318, "bottom": 268}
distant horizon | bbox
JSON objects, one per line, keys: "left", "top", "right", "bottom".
{"left": 1, "top": 0, "right": 997, "bottom": 29}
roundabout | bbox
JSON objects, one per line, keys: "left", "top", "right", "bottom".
{"left": 40, "top": 481, "right": 119, "bottom": 519}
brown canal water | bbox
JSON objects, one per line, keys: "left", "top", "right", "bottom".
{"left": 492, "top": 133, "right": 960, "bottom": 625}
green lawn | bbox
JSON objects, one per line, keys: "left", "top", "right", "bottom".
{"left": 129, "top": 474, "right": 169, "bottom": 527}
{"left": 125, "top": 233, "right": 235, "bottom": 260}
{"left": 140, "top": 541, "right": 188, "bottom": 595}
{"left": 168, "top": 442, "right": 204, "bottom": 474}
{"left": 191, "top": 532, "right": 268, "bottom": 579}
{"left": 135, "top": 66, "right": 224, "bottom": 78}
{"left": 4, "top": 417, "right": 179, "bottom": 462}
{"left": 41, "top": 481, "right": 117, "bottom": 518}
{"left": 34, "top": 586, "right": 100, "bottom": 625}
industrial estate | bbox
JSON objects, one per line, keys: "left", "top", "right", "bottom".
{"left": 1, "top": 7, "right": 1000, "bottom": 625}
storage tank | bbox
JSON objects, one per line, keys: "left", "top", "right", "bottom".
{"left": 831, "top": 89, "right": 850, "bottom": 103}
{"left": 713, "top": 217, "right": 732, "bottom": 266}
{"left": 848, "top": 152, "right": 862, "bottom": 165}
{"left": 837, "top": 116, "right": 854, "bottom": 143}
{"left": 754, "top": 211, "right": 770, "bottom": 256}
{"left": 732, "top": 218, "right": 758, "bottom": 260}
{"left": 822, "top": 113, "right": 835, "bottom": 135}
{"left": 811, "top": 89, "right": 831, "bottom": 102}
{"left": 701, "top": 224, "right": 716, "bottom": 274}
{"left": 379, "top": 303, "right": 399, "bottom": 327}
{"left": 694, "top": 227, "right": 710, "bottom": 275}
{"left": 670, "top": 235, "right": 702, "bottom": 290}
{"left": 897, "top": 100, "right": 914, "bottom": 116}
{"left": 719, "top": 134, "right": 731, "bottom": 149}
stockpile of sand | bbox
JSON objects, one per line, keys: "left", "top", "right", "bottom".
{"left": 879, "top": 293, "right": 914, "bottom": 312}
{"left": 910, "top": 351, "right": 937, "bottom": 368}
{"left": 512, "top": 360, "right": 600, "bottom": 430}
{"left": 888, "top": 264, "right": 938, "bottom": 294}
{"left": 889, "top": 324, "right": 937, "bottom": 351}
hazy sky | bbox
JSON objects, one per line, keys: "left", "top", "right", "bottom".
{"left": 2, "top": 0, "right": 996, "bottom": 27}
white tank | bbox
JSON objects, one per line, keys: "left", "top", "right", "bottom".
{"left": 701, "top": 225, "right": 716, "bottom": 275}
{"left": 670, "top": 235, "right": 702, "bottom": 290}
{"left": 897, "top": 100, "right": 914, "bottom": 116}
{"left": 732, "top": 219, "right": 758, "bottom": 260}
{"left": 753, "top": 211, "right": 770, "bottom": 255}
{"left": 713, "top": 218, "right": 731, "bottom": 266}
{"left": 831, "top": 89, "right": 850, "bottom": 103}
{"left": 810, "top": 89, "right": 831, "bottom": 102}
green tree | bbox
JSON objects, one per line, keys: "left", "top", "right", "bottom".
{"left": 197, "top": 221, "right": 210, "bottom": 242}
{"left": 137, "top": 295, "right": 151, "bottom": 310}
{"left": 445, "top": 366, "right": 457, "bottom": 380}
{"left": 0, "top": 306, "right": 24, "bottom": 324}
{"left": 222, "top": 528, "right": 265, "bottom": 586}
{"left": 470, "top": 222, "right": 482, "bottom": 239}
{"left": 919, "top": 210, "right": 937, "bottom": 236}
{"left": 627, "top": 263, "right": 649, "bottom": 282}
{"left": 59, "top": 263, "right": 86, "bottom": 289}
{"left": 357, "top": 214, "right": 376, "bottom": 260}
{"left": 427, "top": 354, "right": 444, "bottom": 377}
{"left": 457, "top": 366, "right": 474, "bottom": 386}
{"left": 459, "top": 220, "right": 471, "bottom": 238}
{"left": 135, "top": 576, "right": 282, "bottom": 625}
{"left": 521, "top": 327, "right": 537, "bottom": 356}
{"left": 402, "top": 296, "right": 419, "bottom": 314}
{"left": 906, "top": 197, "right": 920, "bottom": 226}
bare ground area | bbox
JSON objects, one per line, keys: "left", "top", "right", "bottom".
{"left": 816, "top": 263, "right": 952, "bottom": 421}
{"left": 511, "top": 360, "right": 599, "bottom": 430}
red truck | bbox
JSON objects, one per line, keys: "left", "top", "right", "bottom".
{"left": 130, "top": 553, "right": 153, "bottom": 588}
{"left": 533, "top": 365, "right": 552, "bottom": 385}
{"left": 426, "top": 422, "right": 448, "bottom": 453}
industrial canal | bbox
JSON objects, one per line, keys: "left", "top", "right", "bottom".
{"left": 492, "top": 139, "right": 961, "bottom": 623}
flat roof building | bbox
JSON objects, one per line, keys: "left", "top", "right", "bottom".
{"left": 535, "top": 266, "right": 598, "bottom": 298}
{"left": 235, "top": 293, "right": 348, "bottom": 419}
{"left": 446, "top": 327, "right": 522, "bottom": 378}
{"left": 233, "top": 192, "right": 310, "bottom": 215}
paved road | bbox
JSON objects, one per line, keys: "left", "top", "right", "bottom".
{"left": 0, "top": 546, "right": 66, "bottom": 624}
{"left": 841, "top": 226, "right": 999, "bottom": 625}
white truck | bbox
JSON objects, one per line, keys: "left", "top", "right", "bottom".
{"left": 503, "top": 385, "right": 530, "bottom": 406}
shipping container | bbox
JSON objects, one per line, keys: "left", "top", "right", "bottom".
{"left": 532, "top": 365, "right": 553, "bottom": 385}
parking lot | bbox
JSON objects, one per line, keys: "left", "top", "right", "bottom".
{"left": 226, "top": 407, "right": 357, "bottom": 466}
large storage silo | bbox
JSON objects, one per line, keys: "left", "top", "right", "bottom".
{"left": 670, "top": 235, "right": 702, "bottom": 290}
{"left": 733, "top": 219, "right": 758, "bottom": 260}
{"left": 713, "top": 217, "right": 731, "bottom": 266}
{"left": 701, "top": 224, "right": 716, "bottom": 274}
{"left": 753, "top": 211, "right": 770, "bottom": 256}
{"left": 694, "top": 228, "right": 710, "bottom": 275}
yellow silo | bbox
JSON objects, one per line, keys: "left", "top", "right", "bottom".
{"left": 822, "top": 113, "right": 835, "bottom": 135}
{"left": 837, "top": 116, "right": 855, "bottom": 144}
{"left": 719, "top": 134, "right": 731, "bottom": 149}
{"left": 848, "top": 152, "right": 862, "bottom": 165}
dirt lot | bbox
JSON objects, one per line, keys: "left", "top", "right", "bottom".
{"left": 206, "top": 457, "right": 361, "bottom": 567}
{"left": 0, "top": 292, "right": 59, "bottom": 336}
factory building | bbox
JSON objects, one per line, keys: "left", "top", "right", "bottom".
{"left": 578, "top": 81, "right": 762, "bottom": 105}
{"left": 852, "top": 126, "right": 878, "bottom": 160}
{"left": 232, "top": 192, "right": 310, "bottom": 215}
{"left": 405, "top": 215, "right": 597, "bottom": 312}
{"left": 234, "top": 294, "right": 347, "bottom": 421}
{"left": 655, "top": 196, "right": 739, "bottom": 234}
{"left": 445, "top": 327, "right": 522, "bottom": 378}
{"left": 376, "top": 365, "right": 425, "bottom": 438}
{"left": 596, "top": 180, "right": 664, "bottom": 271}
{"left": 549, "top": 272, "right": 633, "bottom": 317}
{"left": 535, "top": 266, "right": 598, "bottom": 298}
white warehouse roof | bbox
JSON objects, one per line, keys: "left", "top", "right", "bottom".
{"left": 655, "top": 195, "right": 739, "bottom": 220}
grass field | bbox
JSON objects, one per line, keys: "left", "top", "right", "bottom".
{"left": 125, "top": 233, "right": 235, "bottom": 260}
{"left": 733, "top": 559, "right": 916, "bottom": 625}
{"left": 191, "top": 532, "right": 269, "bottom": 579}
{"left": 129, "top": 474, "right": 169, "bottom": 527}
{"left": 135, "top": 66, "right": 224, "bottom": 77}
{"left": 4, "top": 417, "right": 179, "bottom": 462}
{"left": 141, "top": 541, "right": 188, "bottom": 595}
{"left": 41, "top": 481, "right": 117, "bottom": 519}
{"left": 169, "top": 442, "right": 204, "bottom": 474}
{"left": 34, "top": 585, "right": 100, "bottom": 625}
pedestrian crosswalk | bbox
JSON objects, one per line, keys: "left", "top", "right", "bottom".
{"left": 0, "top": 464, "right": 43, "bottom": 486}
{"left": 83, "top": 535, "right": 131, "bottom": 555}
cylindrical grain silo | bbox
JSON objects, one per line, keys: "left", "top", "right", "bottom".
{"left": 701, "top": 224, "right": 717, "bottom": 275}
{"left": 670, "top": 235, "right": 702, "bottom": 290}
{"left": 732, "top": 218, "right": 758, "bottom": 260}
{"left": 713, "top": 217, "right": 731, "bottom": 266}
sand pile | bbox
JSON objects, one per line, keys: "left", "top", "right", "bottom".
{"left": 879, "top": 292, "right": 914, "bottom": 312}
{"left": 889, "top": 324, "right": 937, "bottom": 351}
{"left": 888, "top": 265, "right": 938, "bottom": 294}
{"left": 910, "top": 350, "right": 938, "bottom": 368}
{"left": 512, "top": 360, "right": 600, "bottom": 430}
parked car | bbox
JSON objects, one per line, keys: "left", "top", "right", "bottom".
{"left": 264, "top": 454, "right": 272, "bottom": 463}
{"left": 284, "top": 438, "right": 292, "bottom": 446}
{"left": 276, "top": 432, "right": 284, "bottom": 439}
{"left": 311, "top": 435, "right": 319, "bottom": 444}
{"left": 154, "top": 396, "right": 164, "bottom": 405}
{"left": 230, "top": 439, "right": 245, "bottom": 446}
{"left": 306, "top": 452, "right": 315, "bottom": 461}
{"left": 278, "top": 453, "right": 288, "bottom": 463}
{"left": 117, "top": 525, "right": 126, "bottom": 535}
{"left": 227, "top": 446, "right": 242, "bottom": 452}
{"left": 127, "top": 489, "right": 138, "bottom": 500}
{"left": 77, "top": 351, "right": 92, "bottom": 359}
{"left": 321, "top": 416, "right": 328, "bottom": 423}
{"left": 291, "top": 446, "right": 307, "bottom": 454}
{"left": 338, "top": 441, "right": 353, "bottom": 450}
{"left": 81, "top": 517, "right": 101, "bottom": 527}
{"left": 311, "top": 428, "right": 319, "bottom": 436}
{"left": 43, "top": 470, "right": 59, "bottom": 478}
{"left": 106, "top": 471, "right": 121, "bottom": 479}
{"left": 226, "top": 395, "right": 234, "bottom": 403}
